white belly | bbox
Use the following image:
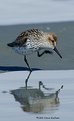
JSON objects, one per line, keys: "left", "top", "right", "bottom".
{"left": 13, "top": 47, "right": 38, "bottom": 55}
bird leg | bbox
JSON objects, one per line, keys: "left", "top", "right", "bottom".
{"left": 24, "top": 56, "right": 32, "bottom": 89}
{"left": 25, "top": 71, "right": 32, "bottom": 89}
{"left": 37, "top": 50, "right": 53, "bottom": 57}
{"left": 24, "top": 56, "right": 32, "bottom": 71}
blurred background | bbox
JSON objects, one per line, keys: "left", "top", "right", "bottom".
{"left": 0, "top": 0, "right": 74, "bottom": 25}
{"left": 0, "top": 0, "right": 74, "bottom": 71}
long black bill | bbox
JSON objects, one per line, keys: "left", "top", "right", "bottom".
{"left": 53, "top": 47, "right": 62, "bottom": 58}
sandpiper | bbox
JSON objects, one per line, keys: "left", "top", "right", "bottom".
{"left": 7, "top": 29, "right": 62, "bottom": 88}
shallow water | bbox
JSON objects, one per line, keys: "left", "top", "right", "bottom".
{"left": 0, "top": 21, "right": 74, "bottom": 120}
{"left": 0, "top": 71, "right": 74, "bottom": 121}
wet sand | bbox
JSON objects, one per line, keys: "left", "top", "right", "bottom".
{"left": 0, "top": 21, "right": 74, "bottom": 71}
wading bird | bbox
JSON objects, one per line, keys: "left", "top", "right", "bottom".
{"left": 7, "top": 29, "right": 62, "bottom": 89}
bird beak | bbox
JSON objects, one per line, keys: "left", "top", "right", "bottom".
{"left": 53, "top": 47, "right": 62, "bottom": 58}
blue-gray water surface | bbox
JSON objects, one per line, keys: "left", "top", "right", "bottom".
{"left": 0, "top": 21, "right": 74, "bottom": 71}
{"left": 0, "top": 71, "right": 74, "bottom": 121}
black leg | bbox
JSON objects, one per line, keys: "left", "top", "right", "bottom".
{"left": 25, "top": 71, "right": 32, "bottom": 89}
{"left": 37, "top": 50, "right": 53, "bottom": 57}
{"left": 24, "top": 56, "right": 32, "bottom": 89}
{"left": 24, "top": 56, "right": 32, "bottom": 71}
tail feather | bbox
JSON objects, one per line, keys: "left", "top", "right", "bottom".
{"left": 7, "top": 42, "right": 19, "bottom": 47}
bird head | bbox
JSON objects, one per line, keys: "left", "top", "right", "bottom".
{"left": 48, "top": 33, "right": 62, "bottom": 58}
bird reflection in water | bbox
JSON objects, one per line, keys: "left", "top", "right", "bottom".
{"left": 10, "top": 81, "right": 63, "bottom": 114}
